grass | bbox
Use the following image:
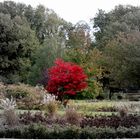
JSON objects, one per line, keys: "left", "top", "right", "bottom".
{"left": 0, "top": 109, "right": 117, "bottom": 117}
{"left": 73, "top": 100, "right": 115, "bottom": 111}
{"left": 0, "top": 100, "right": 139, "bottom": 117}
{"left": 56, "top": 110, "right": 117, "bottom": 116}
{"left": 19, "top": 100, "right": 140, "bottom": 116}
{"left": 0, "top": 109, "right": 39, "bottom": 114}
{"left": 59, "top": 100, "right": 140, "bottom": 115}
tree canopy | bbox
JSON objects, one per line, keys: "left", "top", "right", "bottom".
{"left": 0, "top": 13, "right": 39, "bottom": 83}
{"left": 0, "top": 1, "right": 140, "bottom": 94}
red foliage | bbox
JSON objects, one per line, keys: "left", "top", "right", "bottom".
{"left": 46, "top": 59, "right": 87, "bottom": 100}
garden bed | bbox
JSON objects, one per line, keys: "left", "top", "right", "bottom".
{"left": 18, "top": 111, "right": 140, "bottom": 128}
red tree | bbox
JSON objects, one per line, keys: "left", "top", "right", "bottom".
{"left": 46, "top": 59, "right": 87, "bottom": 101}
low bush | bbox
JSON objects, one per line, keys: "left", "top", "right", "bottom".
{"left": 0, "top": 97, "right": 18, "bottom": 126}
{"left": 1, "top": 83, "right": 46, "bottom": 110}
{"left": 0, "top": 82, "right": 6, "bottom": 99}
{"left": 0, "top": 124, "right": 139, "bottom": 138}
{"left": 45, "top": 101, "right": 58, "bottom": 119}
{"left": 65, "top": 108, "right": 81, "bottom": 125}
{"left": 117, "top": 103, "right": 128, "bottom": 117}
{"left": 111, "top": 92, "right": 127, "bottom": 100}
{"left": 81, "top": 114, "right": 140, "bottom": 128}
{"left": 19, "top": 111, "right": 47, "bottom": 125}
{"left": 18, "top": 111, "right": 140, "bottom": 129}
{"left": 19, "top": 111, "right": 66, "bottom": 126}
{"left": 6, "top": 84, "right": 28, "bottom": 99}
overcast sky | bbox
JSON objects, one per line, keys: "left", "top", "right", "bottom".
{"left": 1, "top": 0, "right": 140, "bottom": 24}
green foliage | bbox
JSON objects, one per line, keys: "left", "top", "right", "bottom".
{"left": 72, "top": 100, "right": 117, "bottom": 112}
{"left": 0, "top": 1, "right": 71, "bottom": 84}
{"left": 102, "top": 32, "right": 140, "bottom": 88}
{"left": 91, "top": 5, "right": 140, "bottom": 89}
{"left": 0, "top": 1, "right": 62, "bottom": 44}
{"left": 27, "top": 11, "right": 70, "bottom": 85}
{"left": 32, "top": 5, "right": 46, "bottom": 43}
{"left": 28, "top": 35, "right": 66, "bottom": 85}
{"left": 64, "top": 22, "right": 92, "bottom": 68}
{"left": 5, "top": 84, "right": 29, "bottom": 99}
{"left": 64, "top": 47, "right": 103, "bottom": 99}
{"left": 0, "top": 124, "right": 139, "bottom": 138}
{"left": 92, "top": 5, "right": 140, "bottom": 49}
{"left": 0, "top": 0, "right": 140, "bottom": 92}
{"left": 0, "top": 13, "right": 39, "bottom": 83}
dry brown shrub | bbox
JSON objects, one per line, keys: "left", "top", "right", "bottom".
{"left": 65, "top": 107, "right": 81, "bottom": 126}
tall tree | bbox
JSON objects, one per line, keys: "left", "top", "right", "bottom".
{"left": 28, "top": 11, "right": 71, "bottom": 85}
{"left": 102, "top": 32, "right": 140, "bottom": 88}
{"left": 91, "top": 5, "right": 140, "bottom": 89}
{"left": 64, "top": 21, "right": 103, "bottom": 99}
{"left": 92, "top": 5, "right": 140, "bottom": 49}
{"left": 0, "top": 13, "right": 39, "bottom": 83}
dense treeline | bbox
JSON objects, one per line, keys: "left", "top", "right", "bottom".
{"left": 0, "top": 1, "right": 140, "bottom": 96}
{"left": 92, "top": 5, "right": 140, "bottom": 89}
{"left": 0, "top": 1, "right": 72, "bottom": 84}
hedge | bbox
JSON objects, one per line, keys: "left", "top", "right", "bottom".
{"left": 0, "top": 124, "right": 140, "bottom": 139}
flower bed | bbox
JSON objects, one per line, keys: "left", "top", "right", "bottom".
{"left": 19, "top": 112, "right": 140, "bottom": 128}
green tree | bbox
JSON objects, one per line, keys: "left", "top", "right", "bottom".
{"left": 28, "top": 12, "right": 70, "bottom": 85}
{"left": 64, "top": 21, "right": 103, "bottom": 99}
{"left": 92, "top": 5, "right": 140, "bottom": 49}
{"left": 0, "top": 1, "right": 72, "bottom": 45}
{"left": 102, "top": 32, "right": 140, "bottom": 88}
{"left": 0, "top": 13, "right": 39, "bottom": 83}
{"left": 91, "top": 5, "right": 140, "bottom": 90}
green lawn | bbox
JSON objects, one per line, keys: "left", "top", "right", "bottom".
{"left": 0, "top": 109, "right": 117, "bottom": 117}
{"left": 56, "top": 110, "right": 117, "bottom": 116}
{"left": 0, "top": 100, "right": 139, "bottom": 117}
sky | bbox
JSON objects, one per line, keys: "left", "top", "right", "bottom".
{"left": 1, "top": 0, "right": 140, "bottom": 24}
